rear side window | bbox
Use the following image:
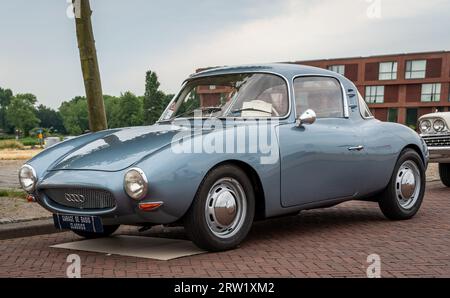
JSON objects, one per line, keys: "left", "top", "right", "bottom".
{"left": 358, "top": 91, "right": 373, "bottom": 118}
{"left": 294, "top": 77, "right": 344, "bottom": 118}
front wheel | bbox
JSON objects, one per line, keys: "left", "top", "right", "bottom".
{"left": 184, "top": 165, "right": 255, "bottom": 251}
{"left": 438, "top": 163, "right": 450, "bottom": 187}
{"left": 72, "top": 225, "right": 120, "bottom": 239}
{"left": 378, "top": 149, "right": 425, "bottom": 220}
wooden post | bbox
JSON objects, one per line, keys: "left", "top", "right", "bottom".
{"left": 74, "top": 0, "right": 108, "bottom": 132}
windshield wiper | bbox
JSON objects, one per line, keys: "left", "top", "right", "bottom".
{"left": 229, "top": 107, "right": 271, "bottom": 115}
{"left": 173, "top": 106, "right": 223, "bottom": 120}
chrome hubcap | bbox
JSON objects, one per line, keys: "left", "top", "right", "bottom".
{"left": 214, "top": 191, "right": 237, "bottom": 226}
{"left": 205, "top": 178, "right": 247, "bottom": 239}
{"left": 395, "top": 160, "right": 421, "bottom": 209}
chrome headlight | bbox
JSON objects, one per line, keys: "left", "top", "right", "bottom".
{"left": 419, "top": 120, "right": 431, "bottom": 134}
{"left": 433, "top": 119, "right": 446, "bottom": 132}
{"left": 19, "top": 165, "right": 37, "bottom": 193}
{"left": 124, "top": 168, "right": 148, "bottom": 200}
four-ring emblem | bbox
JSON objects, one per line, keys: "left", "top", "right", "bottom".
{"left": 64, "top": 193, "right": 86, "bottom": 203}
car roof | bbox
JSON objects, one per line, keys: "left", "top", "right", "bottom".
{"left": 188, "top": 63, "right": 343, "bottom": 81}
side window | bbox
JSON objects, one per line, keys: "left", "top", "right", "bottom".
{"left": 294, "top": 77, "right": 344, "bottom": 118}
{"left": 358, "top": 91, "right": 373, "bottom": 119}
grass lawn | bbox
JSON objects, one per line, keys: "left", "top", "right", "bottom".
{"left": 0, "top": 148, "right": 43, "bottom": 160}
{"left": 0, "top": 188, "right": 27, "bottom": 199}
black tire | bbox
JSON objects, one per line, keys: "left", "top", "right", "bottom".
{"left": 438, "top": 163, "right": 450, "bottom": 187}
{"left": 72, "top": 225, "right": 120, "bottom": 239}
{"left": 378, "top": 149, "right": 425, "bottom": 220}
{"left": 184, "top": 165, "right": 255, "bottom": 251}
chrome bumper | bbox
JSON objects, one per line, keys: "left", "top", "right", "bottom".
{"left": 427, "top": 147, "right": 450, "bottom": 163}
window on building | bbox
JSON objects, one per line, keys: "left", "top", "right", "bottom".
{"left": 406, "top": 108, "right": 418, "bottom": 130}
{"left": 387, "top": 108, "right": 398, "bottom": 122}
{"left": 421, "top": 83, "right": 441, "bottom": 102}
{"left": 379, "top": 62, "right": 397, "bottom": 80}
{"left": 405, "top": 60, "right": 426, "bottom": 79}
{"left": 365, "top": 86, "right": 385, "bottom": 103}
{"left": 327, "top": 65, "right": 345, "bottom": 76}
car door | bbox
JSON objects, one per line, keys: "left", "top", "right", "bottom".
{"left": 279, "top": 76, "right": 365, "bottom": 207}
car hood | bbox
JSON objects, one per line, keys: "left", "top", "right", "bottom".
{"left": 419, "top": 111, "right": 450, "bottom": 124}
{"left": 50, "top": 125, "right": 190, "bottom": 172}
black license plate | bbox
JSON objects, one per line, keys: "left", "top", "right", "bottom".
{"left": 53, "top": 214, "right": 104, "bottom": 233}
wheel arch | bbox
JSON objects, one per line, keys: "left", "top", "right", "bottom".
{"left": 379, "top": 144, "right": 426, "bottom": 193}
{"left": 203, "top": 160, "right": 266, "bottom": 220}
{"left": 402, "top": 144, "right": 426, "bottom": 166}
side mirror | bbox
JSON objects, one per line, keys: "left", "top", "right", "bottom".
{"left": 297, "top": 109, "right": 317, "bottom": 126}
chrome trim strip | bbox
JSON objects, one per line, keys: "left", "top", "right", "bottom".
{"left": 428, "top": 146, "right": 450, "bottom": 151}
{"left": 41, "top": 194, "right": 116, "bottom": 215}
{"left": 291, "top": 74, "right": 350, "bottom": 119}
{"left": 158, "top": 81, "right": 187, "bottom": 122}
{"left": 421, "top": 133, "right": 450, "bottom": 138}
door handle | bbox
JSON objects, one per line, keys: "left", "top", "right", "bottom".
{"left": 348, "top": 145, "right": 364, "bottom": 151}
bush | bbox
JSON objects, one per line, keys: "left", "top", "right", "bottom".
{"left": 0, "top": 135, "right": 15, "bottom": 140}
{"left": 20, "top": 137, "right": 41, "bottom": 147}
{"left": 0, "top": 140, "right": 24, "bottom": 149}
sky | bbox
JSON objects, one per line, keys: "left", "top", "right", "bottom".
{"left": 0, "top": 0, "right": 449, "bottom": 109}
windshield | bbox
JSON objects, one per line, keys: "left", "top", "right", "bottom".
{"left": 160, "top": 73, "right": 289, "bottom": 120}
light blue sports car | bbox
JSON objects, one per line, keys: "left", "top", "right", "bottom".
{"left": 19, "top": 64, "right": 429, "bottom": 251}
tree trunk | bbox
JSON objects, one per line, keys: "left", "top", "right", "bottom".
{"left": 74, "top": 0, "right": 107, "bottom": 132}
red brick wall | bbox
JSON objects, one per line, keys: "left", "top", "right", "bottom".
{"left": 200, "top": 94, "right": 221, "bottom": 107}
{"left": 426, "top": 58, "right": 442, "bottom": 78}
{"left": 344, "top": 64, "right": 358, "bottom": 81}
{"left": 374, "top": 108, "right": 388, "bottom": 121}
{"left": 419, "top": 107, "right": 433, "bottom": 117}
{"left": 365, "top": 62, "right": 379, "bottom": 81}
{"left": 406, "top": 84, "right": 421, "bottom": 102}
{"left": 384, "top": 85, "right": 399, "bottom": 103}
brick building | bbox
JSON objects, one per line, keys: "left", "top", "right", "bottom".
{"left": 296, "top": 51, "right": 450, "bottom": 128}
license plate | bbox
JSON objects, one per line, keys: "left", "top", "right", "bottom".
{"left": 53, "top": 214, "right": 104, "bottom": 233}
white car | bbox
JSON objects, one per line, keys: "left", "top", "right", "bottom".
{"left": 419, "top": 112, "right": 450, "bottom": 186}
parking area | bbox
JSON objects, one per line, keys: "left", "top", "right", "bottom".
{"left": 0, "top": 181, "right": 449, "bottom": 278}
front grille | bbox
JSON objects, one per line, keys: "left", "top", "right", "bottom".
{"left": 43, "top": 188, "right": 116, "bottom": 210}
{"left": 423, "top": 135, "right": 450, "bottom": 147}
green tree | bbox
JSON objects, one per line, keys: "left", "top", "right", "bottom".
{"left": 143, "top": 71, "right": 172, "bottom": 125}
{"left": 0, "top": 87, "right": 13, "bottom": 132}
{"left": 35, "top": 104, "right": 65, "bottom": 134}
{"left": 59, "top": 96, "right": 89, "bottom": 135}
{"left": 6, "top": 94, "right": 40, "bottom": 136}
{"left": 110, "top": 92, "right": 143, "bottom": 128}
{"left": 103, "top": 95, "right": 120, "bottom": 127}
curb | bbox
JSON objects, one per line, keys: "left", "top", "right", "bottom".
{"left": 0, "top": 218, "right": 62, "bottom": 240}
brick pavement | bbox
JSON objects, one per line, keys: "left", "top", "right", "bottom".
{"left": 0, "top": 160, "right": 23, "bottom": 189}
{"left": 0, "top": 181, "right": 449, "bottom": 278}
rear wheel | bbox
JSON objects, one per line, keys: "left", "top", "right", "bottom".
{"left": 378, "top": 149, "right": 425, "bottom": 220}
{"left": 184, "top": 165, "right": 255, "bottom": 251}
{"left": 72, "top": 225, "right": 120, "bottom": 239}
{"left": 438, "top": 163, "right": 450, "bottom": 187}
